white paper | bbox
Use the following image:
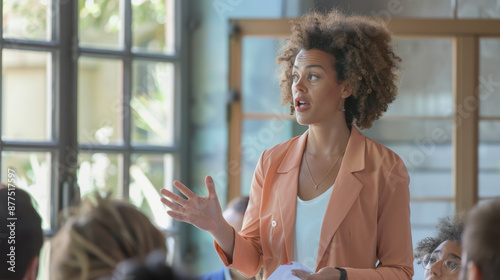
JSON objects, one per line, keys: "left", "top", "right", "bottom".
{"left": 267, "top": 261, "right": 313, "bottom": 280}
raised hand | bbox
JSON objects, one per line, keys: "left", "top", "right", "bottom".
{"left": 160, "top": 176, "right": 225, "bottom": 234}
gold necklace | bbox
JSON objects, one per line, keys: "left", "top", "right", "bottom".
{"left": 304, "top": 148, "right": 346, "bottom": 190}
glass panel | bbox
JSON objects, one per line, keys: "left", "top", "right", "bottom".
{"left": 479, "top": 121, "right": 500, "bottom": 198}
{"left": 130, "top": 153, "right": 173, "bottom": 228}
{"left": 240, "top": 119, "right": 297, "bottom": 195}
{"left": 242, "top": 37, "right": 288, "bottom": 115}
{"left": 79, "top": 0, "right": 122, "bottom": 49}
{"left": 2, "top": 49, "right": 52, "bottom": 141}
{"left": 132, "top": 0, "right": 175, "bottom": 54}
{"left": 2, "top": 0, "right": 51, "bottom": 41}
{"left": 410, "top": 201, "right": 455, "bottom": 279}
{"left": 365, "top": 119, "right": 454, "bottom": 198}
{"left": 1, "top": 151, "right": 51, "bottom": 230}
{"left": 78, "top": 57, "right": 123, "bottom": 145}
{"left": 387, "top": 38, "right": 453, "bottom": 117}
{"left": 77, "top": 152, "right": 122, "bottom": 198}
{"left": 131, "top": 61, "right": 174, "bottom": 146}
{"left": 458, "top": 0, "right": 500, "bottom": 18}
{"left": 479, "top": 39, "right": 500, "bottom": 117}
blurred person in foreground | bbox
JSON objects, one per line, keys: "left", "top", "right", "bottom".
{"left": 0, "top": 184, "right": 43, "bottom": 280}
{"left": 414, "top": 215, "right": 465, "bottom": 280}
{"left": 459, "top": 198, "right": 500, "bottom": 280}
{"left": 50, "top": 194, "right": 167, "bottom": 280}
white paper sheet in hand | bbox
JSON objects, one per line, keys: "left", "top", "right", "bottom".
{"left": 267, "top": 261, "right": 313, "bottom": 280}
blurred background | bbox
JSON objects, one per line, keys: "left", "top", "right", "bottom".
{"left": 1, "top": 0, "right": 499, "bottom": 279}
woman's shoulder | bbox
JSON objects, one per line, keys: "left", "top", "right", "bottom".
{"left": 261, "top": 134, "right": 304, "bottom": 163}
{"left": 361, "top": 132, "right": 404, "bottom": 165}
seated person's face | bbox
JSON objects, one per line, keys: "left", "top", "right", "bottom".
{"left": 423, "top": 240, "right": 462, "bottom": 280}
{"left": 223, "top": 208, "right": 244, "bottom": 232}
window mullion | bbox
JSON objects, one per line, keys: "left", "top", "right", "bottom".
{"left": 57, "top": 0, "right": 79, "bottom": 227}
{"left": 122, "top": 0, "right": 132, "bottom": 199}
{"left": 453, "top": 36, "right": 480, "bottom": 213}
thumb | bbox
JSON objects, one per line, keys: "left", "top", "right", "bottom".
{"left": 205, "top": 176, "right": 218, "bottom": 197}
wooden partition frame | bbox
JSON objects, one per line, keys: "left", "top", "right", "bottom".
{"left": 227, "top": 18, "right": 500, "bottom": 213}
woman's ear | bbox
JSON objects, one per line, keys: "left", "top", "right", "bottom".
{"left": 341, "top": 82, "right": 353, "bottom": 98}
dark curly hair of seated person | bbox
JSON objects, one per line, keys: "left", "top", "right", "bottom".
{"left": 414, "top": 215, "right": 465, "bottom": 263}
{"left": 277, "top": 10, "right": 401, "bottom": 129}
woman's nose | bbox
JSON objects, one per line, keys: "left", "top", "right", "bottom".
{"left": 293, "top": 78, "right": 306, "bottom": 93}
{"left": 429, "top": 259, "right": 443, "bottom": 277}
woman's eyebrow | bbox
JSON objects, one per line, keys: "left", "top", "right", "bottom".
{"left": 448, "top": 253, "right": 461, "bottom": 260}
{"left": 293, "top": 64, "right": 326, "bottom": 70}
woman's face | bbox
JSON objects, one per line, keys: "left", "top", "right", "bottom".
{"left": 424, "top": 240, "right": 462, "bottom": 280}
{"left": 291, "top": 49, "right": 349, "bottom": 126}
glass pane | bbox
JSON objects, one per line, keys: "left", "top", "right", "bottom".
{"left": 387, "top": 38, "right": 453, "bottom": 117}
{"left": 479, "top": 121, "right": 500, "bottom": 198}
{"left": 242, "top": 37, "right": 288, "bottom": 115}
{"left": 2, "top": 49, "right": 52, "bottom": 141}
{"left": 130, "top": 153, "right": 173, "bottom": 228}
{"left": 240, "top": 118, "right": 298, "bottom": 195}
{"left": 77, "top": 153, "right": 122, "bottom": 198}
{"left": 365, "top": 119, "right": 454, "bottom": 198}
{"left": 1, "top": 151, "right": 51, "bottom": 230}
{"left": 458, "top": 0, "right": 500, "bottom": 18}
{"left": 131, "top": 61, "right": 174, "bottom": 146}
{"left": 132, "top": 0, "right": 175, "bottom": 54}
{"left": 78, "top": 57, "right": 123, "bottom": 145}
{"left": 2, "top": 0, "right": 51, "bottom": 41}
{"left": 79, "top": 0, "right": 123, "bottom": 49}
{"left": 410, "top": 201, "right": 455, "bottom": 279}
{"left": 479, "top": 39, "right": 500, "bottom": 117}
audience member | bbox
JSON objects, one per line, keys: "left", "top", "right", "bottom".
{"left": 0, "top": 184, "right": 43, "bottom": 280}
{"left": 460, "top": 198, "right": 500, "bottom": 280}
{"left": 112, "top": 249, "right": 177, "bottom": 280}
{"left": 414, "top": 215, "right": 464, "bottom": 280}
{"left": 50, "top": 194, "right": 167, "bottom": 280}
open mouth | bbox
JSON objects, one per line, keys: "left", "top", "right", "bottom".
{"left": 295, "top": 98, "right": 309, "bottom": 108}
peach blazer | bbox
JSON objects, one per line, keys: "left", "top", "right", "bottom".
{"left": 215, "top": 127, "right": 414, "bottom": 280}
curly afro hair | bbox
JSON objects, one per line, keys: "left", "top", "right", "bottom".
{"left": 414, "top": 215, "right": 465, "bottom": 263}
{"left": 277, "top": 10, "right": 401, "bottom": 129}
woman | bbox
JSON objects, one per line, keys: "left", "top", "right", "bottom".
{"left": 50, "top": 195, "right": 167, "bottom": 280}
{"left": 161, "top": 10, "right": 412, "bottom": 280}
{"left": 415, "top": 216, "right": 464, "bottom": 280}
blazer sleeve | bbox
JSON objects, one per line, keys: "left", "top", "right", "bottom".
{"left": 344, "top": 158, "right": 414, "bottom": 280}
{"left": 213, "top": 150, "right": 266, "bottom": 277}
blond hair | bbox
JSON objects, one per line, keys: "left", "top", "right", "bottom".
{"left": 50, "top": 195, "right": 166, "bottom": 280}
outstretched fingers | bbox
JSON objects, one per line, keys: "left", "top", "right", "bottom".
{"left": 172, "top": 180, "right": 197, "bottom": 199}
{"left": 160, "top": 188, "right": 187, "bottom": 206}
{"left": 160, "top": 197, "right": 185, "bottom": 214}
{"left": 166, "top": 210, "right": 189, "bottom": 223}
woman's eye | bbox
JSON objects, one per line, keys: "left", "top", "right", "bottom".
{"left": 446, "top": 261, "right": 459, "bottom": 269}
{"left": 429, "top": 256, "right": 438, "bottom": 264}
{"left": 309, "top": 74, "right": 318, "bottom": 81}
{"left": 292, "top": 74, "right": 299, "bottom": 81}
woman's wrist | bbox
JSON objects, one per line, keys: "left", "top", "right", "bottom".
{"left": 334, "top": 267, "right": 347, "bottom": 280}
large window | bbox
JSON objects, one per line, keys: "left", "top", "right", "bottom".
{"left": 1, "top": 0, "right": 184, "bottom": 239}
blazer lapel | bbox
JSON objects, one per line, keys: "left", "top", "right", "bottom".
{"left": 316, "top": 127, "right": 366, "bottom": 268}
{"left": 275, "top": 131, "right": 309, "bottom": 263}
